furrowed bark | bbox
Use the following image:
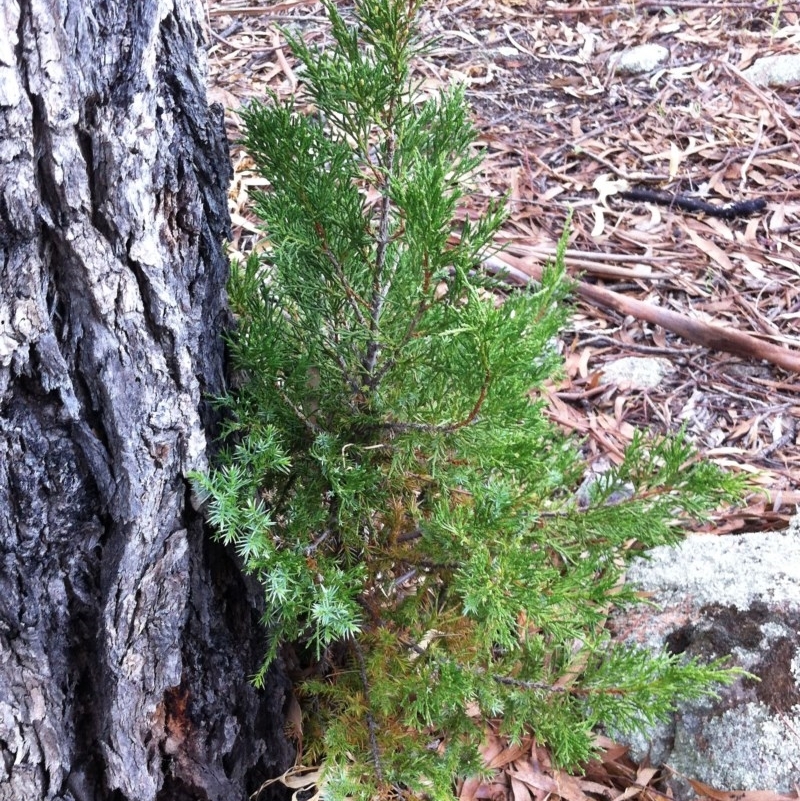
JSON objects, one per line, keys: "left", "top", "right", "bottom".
{"left": 0, "top": 0, "right": 292, "bottom": 799}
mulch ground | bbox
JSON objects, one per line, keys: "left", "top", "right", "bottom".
{"left": 202, "top": 1, "right": 800, "bottom": 798}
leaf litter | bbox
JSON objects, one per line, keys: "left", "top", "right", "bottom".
{"left": 204, "top": 0, "right": 800, "bottom": 797}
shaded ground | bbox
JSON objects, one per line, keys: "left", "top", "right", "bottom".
{"left": 202, "top": 0, "right": 800, "bottom": 797}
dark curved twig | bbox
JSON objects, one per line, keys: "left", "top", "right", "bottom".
{"left": 620, "top": 188, "right": 766, "bottom": 220}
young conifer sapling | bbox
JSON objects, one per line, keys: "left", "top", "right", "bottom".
{"left": 192, "top": 1, "right": 744, "bottom": 797}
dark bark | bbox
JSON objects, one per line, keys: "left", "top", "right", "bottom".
{"left": 0, "top": 1, "right": 293, "bottom": 799}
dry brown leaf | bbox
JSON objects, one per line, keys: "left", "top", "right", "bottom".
{"left": 508, "top": 764, "right": 591, "bottom": 801}
{"left": 687, "top": 777, "right": 799, "bottom": 801}
{"left": 683, "top": 226, "right": 734, "bottom": 273}
{"left": 486, "top": 740, "right": 530, "bottom": 770}
{"left": 458, "top": 775, "right": 484, "bottom": 801}
{"left": 509, "top": 775, "right": 535, "bottom": 801}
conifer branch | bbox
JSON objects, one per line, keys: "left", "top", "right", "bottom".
{"left": 372, "top": 369, "right": 489, "bottom": 434}
{"left": 492, "top": 674, "right": 594, "bottom": 696}
{"left": 320, "top": 337, "right": 366, "bottom": 400}
{"left": 363, "top": 126, "right": 396, "bottom": 379}
{"left": 366, "top": 264, "right": 433, "bottom": 391}
{"left": 305, "top": 528, "right": 333, "bottom": 555}
{"left": 373, "top": 418, "right": 479, "bottom": 435}
{"left": 350, "top": 634, "right": 384, "bottom": 782}
{"left": 457, "top": 369, "right": 491, "bottom": 429}
{"left": 276, "top": 382, "right": 322, "bottom": 435}
{"left": 313, "top": 221, "right": 370, "bottom": 328}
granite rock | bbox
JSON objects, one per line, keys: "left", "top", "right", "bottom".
{"left": 610, "top": 523, "right": 800, "bottom": 798}
{"left": 743, "top": 54, "right": 800, "bottom": 89}
{"left": 613, "top": 44, "right": 670, "bottom": 75}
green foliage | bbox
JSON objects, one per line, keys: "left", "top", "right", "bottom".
{"left": 192, "top": 0, "right": 745, "bottom": 796}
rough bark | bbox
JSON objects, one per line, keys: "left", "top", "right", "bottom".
{"left": 0, "top": 1, "right": 293, "bottom": 799}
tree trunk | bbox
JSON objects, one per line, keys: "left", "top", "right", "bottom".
{"left": 0, "top": 1, "right": 293, "bottom": 799}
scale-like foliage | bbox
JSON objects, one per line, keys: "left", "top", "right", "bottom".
{"left": 192, "top": 1, "right": 744, "bottom": 797}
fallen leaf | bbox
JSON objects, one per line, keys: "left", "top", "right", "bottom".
{"left": 687, "top": 777, "right": 799, "bottom": 801}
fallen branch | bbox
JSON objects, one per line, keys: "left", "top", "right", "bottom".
{"left": 488, "top": 253, "right": 800, "bottom": 375}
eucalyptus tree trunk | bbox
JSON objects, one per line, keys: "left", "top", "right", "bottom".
{"left": 0, "top": 1, "right": 292, "bottom": 799}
